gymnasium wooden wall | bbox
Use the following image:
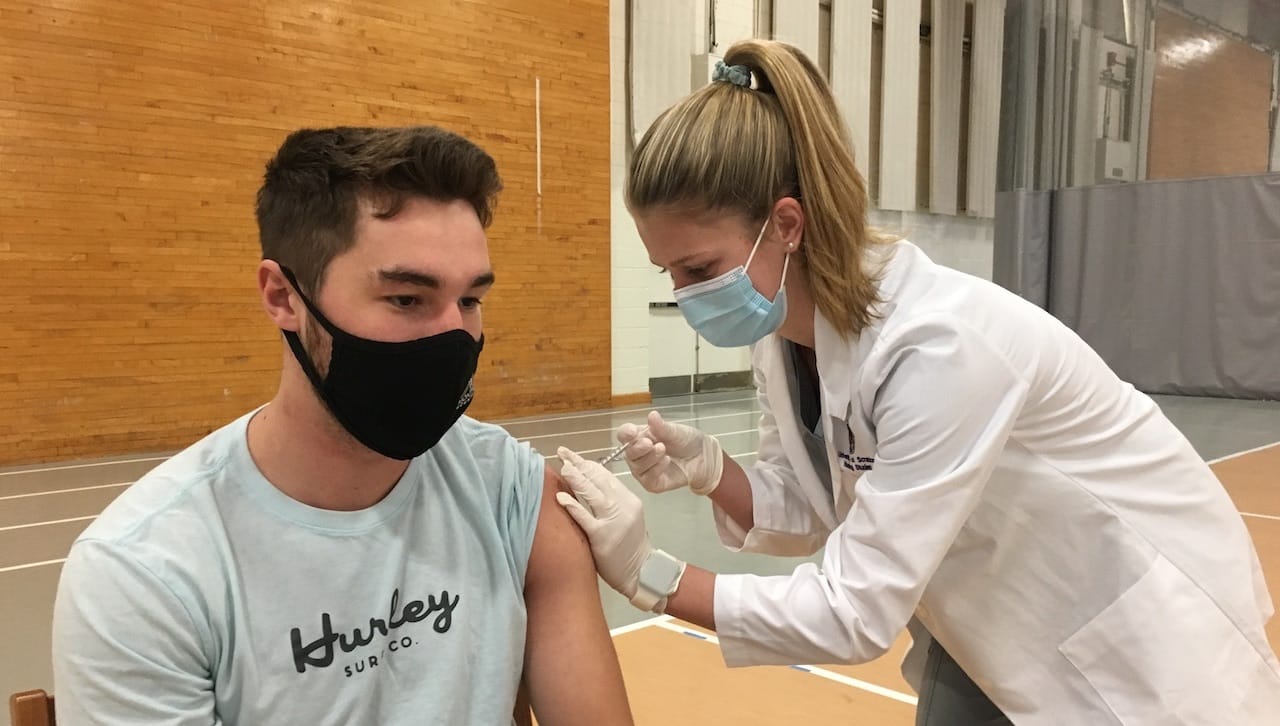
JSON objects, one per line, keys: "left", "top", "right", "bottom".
{"left": 0, "top": 0, "right": 611, "bottom": 465}
{"left": 1147, "top": 8, "right": 1275, "bottom": 180}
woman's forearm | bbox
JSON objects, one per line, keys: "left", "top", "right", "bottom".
{"left": 707, "top": 453, "right": 754, "bottom": 532}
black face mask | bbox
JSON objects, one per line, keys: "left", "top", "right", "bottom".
{"left": 278, "top": 266, "right": 483, "bottom": 460}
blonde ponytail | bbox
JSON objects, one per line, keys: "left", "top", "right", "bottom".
{"left": 628, "top": 39, "right": 889, "bottom": 336}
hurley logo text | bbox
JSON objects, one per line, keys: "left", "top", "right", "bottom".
{"left": 289, "top": 588, "right": 460, "bottom": 675}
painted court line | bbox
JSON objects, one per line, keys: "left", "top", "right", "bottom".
{"left": 609, "top": 451, "right": 759, "bottom": 477}
{"left": 787, "top": 663, "right": 920, "bottom": 706}
{"left": 498, "top": 395, "right": 758, "bottom": 426}
{"left": 1, "top": 435, "right": 756, "bottom": 502}
{"left": 652, "top": 620, "right": 918, "bottom": 706}
{"left": 0, "top": 396, "right": 761, "bottom": 479}
{"left": 1208, "top": 440, "right": 1280, "bottom": 465}
{"left": 544, "top": 429, "right": 756, "bottom": 459}
{"left": 1, "top": 428, "right": 755, "bottom": 499}
{"left": 0, "top": 450, "right": 764, "bottom": 537}
{"left": 0, "top": 455, "right": 168, "bottom": 478}
{"left": 609, "top": 614, "right": 673, "bottom": 637}
{"left": 0, "top": 451, "right": 763, "bottom": 569}
{"left": 542, "top": 449, "right": 759, "bottom": 468}
{"left": 0, "top": 515, "right": 96, "bottom": 533}
{"left": 0, "top": 558, "right": 67, "bottom": 575}
{"left": 0, "top": 481, "right": 131, "bottom": 502}
{"left": 1209, "top": 441, "right": 1280, "bottom": 521}
{"left": 515, "top": 413, "right": 756, "bottom": 443}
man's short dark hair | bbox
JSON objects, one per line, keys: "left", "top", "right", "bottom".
{"left": 256, "top": 126, "right": 503, "bottom": 295}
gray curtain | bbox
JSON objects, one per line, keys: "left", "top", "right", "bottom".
{"left": 1049, "top": 174, "right": 1280, "bottom": 399}
{"left": 994, "top": 0, "right": 1280, "bottom": 399}
{"left": 993, "top": 190, "right": 1054, "bottom": 310}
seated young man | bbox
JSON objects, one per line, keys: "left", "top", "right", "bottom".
{"left": 51, "top": 126, "right": 633, "bottom": 725}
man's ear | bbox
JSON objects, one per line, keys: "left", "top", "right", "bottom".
{"left": 259, "top": 260, "right": 301, "bottom": 331}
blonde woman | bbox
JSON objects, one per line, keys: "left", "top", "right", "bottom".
{"left": 556, "top": 40, "right": 1280, "bottom": 725}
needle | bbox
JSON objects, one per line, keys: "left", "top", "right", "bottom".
{"left": 599, "top": 425, "right": 649, "bottom": 465}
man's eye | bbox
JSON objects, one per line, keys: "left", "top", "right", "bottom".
{"left": 460, "top": 297, "right": 483, "bottom": 310}
{"left": 387, "top": 296, "right": 419, "bottom": 309}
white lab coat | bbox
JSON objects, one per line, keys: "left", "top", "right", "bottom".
{"left": 711, "top": 241, "right": 1280, "bottom": 724}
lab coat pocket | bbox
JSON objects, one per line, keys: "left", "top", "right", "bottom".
{"left": 1059, "top": 555, "right": 1278, "bottom": 725}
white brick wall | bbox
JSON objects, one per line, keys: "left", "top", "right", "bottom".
{"left": 610, "top": 0, "right": 651, "bottom": 395}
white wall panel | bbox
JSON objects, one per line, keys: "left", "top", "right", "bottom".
{"left": 630, "top": 0, "right": 698, "bottom": 144}
{"left": 878, "top": 0, "right": 921, "bottom": 211}
{"left": 611, "top": 0, "right": 650, "bottom": 394}
{"left": 870, "top": 209, "right": 995, "bottom": 280}
{"left": 929, "top": 0, "right": 964, "bottom": 214}
{"left": 831, "top": 0, "right": 874, "bottom": 172}
{"left": 649, "top": 310, "right": 699, "bottom": 379}
{"left": 713, "top": 0, "right": 759, "bottom": 50}
{"left": 773, "top": 0, "right": 821, "bottom": 61}
{"left": 967, "top": 0, "right": 1005, "bottom": 217}
{"left": 697, "top": 340, "right": 753, "bottom": 375}
{"left": 1070, "top": 25, "right": 1102, "bottom": 187}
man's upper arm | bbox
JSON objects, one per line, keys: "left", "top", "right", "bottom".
{"left": 521, "top": 467, "right": 633, "bottom": 726}
{"left": 53, "top": 540, "right": 214, "bottom": 725}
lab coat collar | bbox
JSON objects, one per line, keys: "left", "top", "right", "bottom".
{"left": 814, "top": 310, "right": 854, "bottom": 421}
{"left": 813, "top": 240, "right": 905, "bottom": 420}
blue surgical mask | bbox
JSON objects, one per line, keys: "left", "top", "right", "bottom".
{"left": 673, "top": 218, "right": 790, "bottom": 347}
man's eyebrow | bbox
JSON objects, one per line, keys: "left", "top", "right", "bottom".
{"left": 379, "top": 268, "right": 440, "bottom": 288}
{"left": 377, "top": 268, "right": 495, "bottom": 289}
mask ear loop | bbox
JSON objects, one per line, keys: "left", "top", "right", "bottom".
{"left": 277, "top": 265, "right": 344, "bottom": 338}
{"left": 777, "top": 250, "right": 791, "bottom": 295}
{"left": 743, "top": 217, "right": 790, "bottom": 301}
{"left": 744, "top": 217, "right": 771, "bottom": 270}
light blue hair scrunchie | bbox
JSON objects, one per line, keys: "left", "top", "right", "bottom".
{"left": 712, "top": 60, "right": 752, "bottom": 88}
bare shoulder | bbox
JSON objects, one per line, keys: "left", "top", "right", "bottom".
{"left": 525, "top": 465, "right": 595, "bottom": 589}
{"left": 520, "top": 466, "right": 633, "bottom": 725}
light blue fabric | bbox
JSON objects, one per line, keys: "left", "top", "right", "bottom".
{"left": 712, "top": 59, "right": 752, "bottom": 87}
{"left": 52, "top": 411, "right": 545, "bottom": 725}
{"left": 675, "top": 267, "right": 788, "bottom": 346}
{"left": 673, "top": 219, "right": 788, "bottom": 347}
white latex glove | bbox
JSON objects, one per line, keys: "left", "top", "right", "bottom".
{"left": 616, "top": 411, "right": 725, "bottom": 496}
{"left": 555, "top": 447, "right": 654, "bottom": 605}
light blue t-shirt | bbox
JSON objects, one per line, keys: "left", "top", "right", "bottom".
{"left": 52, "top": 411, "right": 545, "bottom": 725}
